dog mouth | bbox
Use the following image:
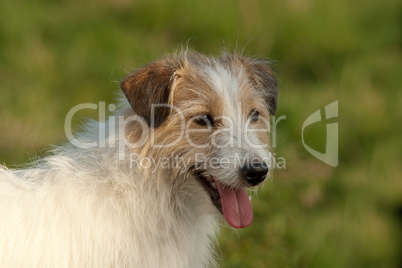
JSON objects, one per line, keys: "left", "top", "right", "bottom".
{"left": 193, "top": 170, "right": 253, "bottom": 229}
{"left": 194, "top": 170, "right": 222, "bottom": 213}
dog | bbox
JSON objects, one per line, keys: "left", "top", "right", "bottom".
{"left": 0, "top": 50, "right": 278, "bottom": 268}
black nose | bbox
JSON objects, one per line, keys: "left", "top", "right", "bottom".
{"left": 241, "top": 161, "right": 269, "bottom": 186}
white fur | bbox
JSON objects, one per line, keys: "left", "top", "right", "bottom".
{"left": 0, "top": 105, "right": 221, "bottom": 268}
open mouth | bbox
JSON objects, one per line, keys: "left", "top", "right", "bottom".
{"left": 193, "top": 170, "right": 254, "bottom": 229}
{"left": 194, "top": 170, "right": 222, "bottom": 213}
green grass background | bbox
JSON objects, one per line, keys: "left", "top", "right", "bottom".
{"left": 0, "top": 0, "right": 401, "bottom": 267}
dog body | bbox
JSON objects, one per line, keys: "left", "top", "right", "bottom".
{"left": 0, "top": 127, "right": 218, "bottom": 267}
{"left": 0, "top": 51, "right": 277, "bottom": 267}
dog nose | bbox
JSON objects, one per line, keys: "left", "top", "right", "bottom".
{"left": 241, "top": 161, "right": 268, "bottom": 186}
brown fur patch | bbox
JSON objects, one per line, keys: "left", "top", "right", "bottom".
{"left": 173, "top": 64, "right": 224, "bottom": 120}
{"left": 120, "top": 57, "right": 182, "bottom": 128}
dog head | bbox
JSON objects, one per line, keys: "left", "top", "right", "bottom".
{"left": 121, "top": 51, "right": 278, "bottom": 228}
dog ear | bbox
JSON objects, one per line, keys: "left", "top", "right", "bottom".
{"left": 221, "top": 54, "right": 278, "bottom": 115}
{"left": 246, "top": 61, "right": 278, "bottom": 115}
{"left": 121, "top": 58, "right": 179, "bottom": 128}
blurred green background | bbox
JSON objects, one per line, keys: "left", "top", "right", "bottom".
{"left": 0, "top": 0, "right": 401, "bottom": 267}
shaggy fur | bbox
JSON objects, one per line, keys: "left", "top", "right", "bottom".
{"left": 0, "top": 51, "right": 278, "bottom": 268}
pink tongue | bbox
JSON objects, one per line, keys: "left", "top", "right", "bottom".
{"left": 216, "top": 181, "right": 253, "bottom": 228}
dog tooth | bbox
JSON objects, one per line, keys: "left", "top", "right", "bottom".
{"left": 211, "top": 181, "right": 217, "bottom": 190}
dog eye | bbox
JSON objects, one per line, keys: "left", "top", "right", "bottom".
{"left": 250, "top": 109, "right": 259, "bottom": 123}
{"left": 194, "top": 114, "right": 214, "bottom": 126}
